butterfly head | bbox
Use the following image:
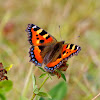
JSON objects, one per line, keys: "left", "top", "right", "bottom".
{"left": 61, "top": 41, "right": 65, "bottom": 44}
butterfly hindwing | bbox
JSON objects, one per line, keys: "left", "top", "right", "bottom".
{"left": 29, "top": 46, "right": 43, "bottom": 66}
{"left": 44, "top": 44, "right": 81, "bottom": 72}
{"left": 26, "top": 24, "right": 57, "bottom": 46}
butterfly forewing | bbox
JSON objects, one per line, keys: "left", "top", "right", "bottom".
{"left": 26, "top": 24, "right": 57, "bottom": 46}
{"left": 61, "top": 44, "right": 81, "bottom": 61}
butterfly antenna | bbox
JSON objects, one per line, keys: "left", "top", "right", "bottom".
{"left": 59, "top": 25, "right": 62, "bottom": 41}
{"left": 65, "top": 36, "right": 80, "bottom": 43}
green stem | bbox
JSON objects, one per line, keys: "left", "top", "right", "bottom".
{"left": 39, "top": 76, "right": 49, "bottom": 90}
{"left": 22, "top": 64, "right": 33, "bottom": 96}
{"left": 31, "top": 76, "right": 49, "bottom": 100}
{"left": 31, "top": 93, "right": 36, "bottom": 100}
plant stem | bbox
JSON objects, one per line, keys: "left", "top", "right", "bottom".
{"left": 92, "top": 92, "right": 100, "bottom": 100}
{"left": 31, "top": 92, "right": 36, "bottom": 100}
{"left": 39, "top": 76, "right": 49, "bottom": 90}
{"left": 31, "top": 76, "right": 49, "bottom": 100}
{"left": 22, "top": 64, "right": 33, "bottom": 96}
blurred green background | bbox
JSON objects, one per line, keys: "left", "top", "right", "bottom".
{"left": 0, "top": 0, "right": 100, "bottom": 100}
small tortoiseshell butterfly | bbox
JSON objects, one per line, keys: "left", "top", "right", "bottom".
{"left": 26, "top": 24, "right": 81, "bottom": 73}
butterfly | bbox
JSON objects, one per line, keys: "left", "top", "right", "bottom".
{"left": 26, "top": 24, "right": 81, "bottom": 73}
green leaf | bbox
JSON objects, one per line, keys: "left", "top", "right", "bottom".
{"left": 20, "top": 96, "right": 28, "bottom": 100}
{"left": 37, "top": 92, "right": 52, "bottom": 99}
{"left": 0, "top": 93, "right": 6, "bottom": 100}
{"left": 56, "top": 70, "right": 66, "bottom": 81}
{"left": 34, "top": 87, "right": 39, "bottom": 94}
{"left": 39, "top": 97, "right": 45, "bottom": 100}
{"left": 35, "top": 95, "right": 41, "bottom": 100}
{"left": 32, "top": 74, "right": 36, "bottom": 90}
{"left": 48, "top": 74, "right": 52, "bottom": 80}
{"left": 66, "top": 64, "right": 69, "bottom": 66}
{"left": 48, "top": 81, "right": 67, "bottom": 100}
{"left": 33, "top": 85, "right": 38, "bottom": 92}
{"left": 0, "top": 80, "right": 13, "bottom": 93}
{"left": 60, "top": 72, "right": 66, "bottom": 81}
{"left": 32, "top": 74, "right": 40, "bottom": 94}
{"left": 39, "top": 73, "right": 47, "bottom": 78}
{"left": 38, "top": 67, "right": 46, "bottom": 72}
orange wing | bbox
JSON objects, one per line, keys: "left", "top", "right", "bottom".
{"left": 26, "top": 24, "right": 57, "bottom": 66}
{"left": 61, "top": 44, "right": 81, "bottom": 60}
{"left": 44, "top": 44, "right": 81, "bottom": 72}
{"left": 29, "top": 46, "right": 43, "bottom": 66}
{"left": 26, "top": 24, "right": 57, "bottom": 46}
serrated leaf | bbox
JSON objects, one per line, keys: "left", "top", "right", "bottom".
{"left": 39, "top": 73, "right": 47, "bottom": 78}
{"left": 20, "top": 96, "right": 28, "bottom": 100}
{"left": 32, "top": 74, "right": 36, "bottom": 90}
{"left": 38, "top": 67, "right": 46, "bottom": 72}
{"left": 48, "top": 81, "right": 67, "bottom": 100}
{"left": 5, "top": 64, "right": 13, "bottom": 71}
{"left": 61, "top": 72, "right": 66, "bottom": 81}
{"left": 37, "top": 92, "right": 52, "bottom": 99}
{"left": 0, "top": 80, "right": 13, "bottom": 93}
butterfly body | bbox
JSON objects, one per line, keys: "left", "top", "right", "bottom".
{"left": 26, "top": 24, "right": 81, "bottom": 72}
